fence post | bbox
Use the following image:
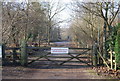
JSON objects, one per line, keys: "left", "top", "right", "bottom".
{"left": 13, "top": 49, "right": 17, "bottom": 65}
{"left": 20, "top": 40, "right": 28, "bottom": 66}
{"left": 92, "top": 43, "right": 98, "bottom": 67}
{"left": 0, "top": 44, "right": 5, "bottom": 65}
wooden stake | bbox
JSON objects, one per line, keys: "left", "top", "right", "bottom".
{"left": 110, "top": 51, "right": 113, "bottom": 69}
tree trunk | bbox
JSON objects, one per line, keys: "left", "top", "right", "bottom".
{"left": 103, "top": 22, "right": 107, "bottom": 60}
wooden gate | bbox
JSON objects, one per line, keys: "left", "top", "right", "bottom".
{"left": 1, "top": 44, "right": 92, "bottom": 66}
{"left": 27, "top": 47, "right": 92, "bottom": 66}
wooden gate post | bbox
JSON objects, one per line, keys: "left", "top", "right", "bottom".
{"left": 92, "top": 43, "right": 98, "bottom": 67}
{"left": 0, "top": 44, "right": 5, "bottom": 65}
{"left": 20, "top": 40, "right": 28, "bottom": 66}
{"left": 13, "top": 49, "right": 17, "bottom": 65}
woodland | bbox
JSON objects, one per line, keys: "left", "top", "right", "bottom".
{"left": 1, "top": 0, "right": 120, "bottom": 78}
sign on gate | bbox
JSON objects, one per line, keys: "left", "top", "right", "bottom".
{"left": 51, "top": 47, "right": 69, "bottom": 54}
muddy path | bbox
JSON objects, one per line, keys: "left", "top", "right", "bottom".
{"left": 2, "top": 42, "right": 112, "bottom": 79}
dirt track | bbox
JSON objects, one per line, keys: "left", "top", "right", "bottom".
{"left": 3, "top": 62, "right": 109, "bottom": 79}
{"left": 2, "top": 42, "right": 112, "bottom": 79}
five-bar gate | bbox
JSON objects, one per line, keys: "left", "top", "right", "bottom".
{"left": 27, "top": 47, "right": 92, "bottom": 66}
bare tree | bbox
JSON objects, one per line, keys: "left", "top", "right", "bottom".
{"left": 42, "top": 0, "right": 65, "bottom": 45}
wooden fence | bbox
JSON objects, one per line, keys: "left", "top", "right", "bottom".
{"left": 2, "top": 45, "right": 20, "bottom": 65}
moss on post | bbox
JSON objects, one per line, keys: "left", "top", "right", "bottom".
{"left": 20, "top": 40, "right": 28, "bottom": 66}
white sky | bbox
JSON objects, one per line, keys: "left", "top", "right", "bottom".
{"left": 3, "top": 0, "right": 118, "bottom": 3}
